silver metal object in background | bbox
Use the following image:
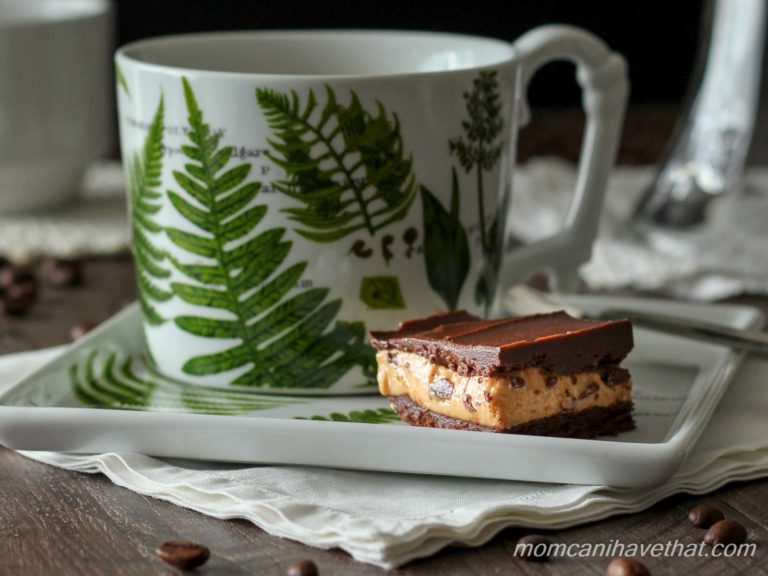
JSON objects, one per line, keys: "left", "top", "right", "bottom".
{"left": 633, "top": 0, "right": 766, "bottom": 228}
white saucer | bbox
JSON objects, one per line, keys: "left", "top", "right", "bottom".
{"left": 0, "top": 295, "right": 761, "bottom": 487}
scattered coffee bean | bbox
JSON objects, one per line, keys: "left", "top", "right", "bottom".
{"left": 688, "top": 505, "right": 724, "bottom": 528}
{"left": 41, "top": 258, "right": 83, "bottom": 287}
{"left": 514, "top": 534, "right": 551, "bottom": 563}
{"left": 606, "top": 556, "right": 650, "bottom": 576}
{"left": 0, "top": 267, "right": 37, "bottom": 296}
{"left": 155, "top": 540, "right": 210, "bottom": 570}
{"left": 703, "top": 519, "right": 747, "bottom": 546}
{"left": 1, "top": 283, "right": 37, "bottom": 316}
{"left": 285, "top": 559, "right": 319, "bottom": 576}
{"left": 70, "top": 321, "right": 96, "bottom": 341}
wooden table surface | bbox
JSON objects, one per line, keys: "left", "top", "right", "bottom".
{"left": 1, "top": 256, "right": 766, "bottom": 575}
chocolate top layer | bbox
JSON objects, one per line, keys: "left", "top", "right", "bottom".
{"left": 370, "top": 310, "right": 633, "bottom": 376}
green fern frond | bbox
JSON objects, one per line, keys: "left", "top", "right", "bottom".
{"left": 166, "top": 78, "right": 376, "bottom": 389}
{"left": 116, "top": 63, "right": 131, "bottom": 99}
{"left": 256, "top": 86, "right": 417, "bottom": 242}
{"left": 297, "top": 407, "right": 400, "bottom": 424}
{"left": 129, "top": 95, "right": 171, "bottom": 326}
{"left": 70, "top": 349, "right": 294, "bottom": 415}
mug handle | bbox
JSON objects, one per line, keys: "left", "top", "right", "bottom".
{"left": 499, "top": 25, "right": 629, "bottom": 293}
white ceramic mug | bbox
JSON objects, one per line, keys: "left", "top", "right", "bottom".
{"left": 116, "top": 28, "right": 627, "bottom": 394}
{"left": 0, "top": 0, "right": 113, "bottom": 213}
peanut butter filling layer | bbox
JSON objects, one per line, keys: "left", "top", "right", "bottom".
{"left": 376, "top": 350, "right": 633, "bottom": 430}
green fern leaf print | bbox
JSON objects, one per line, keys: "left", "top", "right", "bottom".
{"left": 129, "top": 95, "right": 171, "bottom": 325}
{"left": 116, "top": 63, "right": 131, "bottom": 99}
{"left": 296, "top": 407, "right": 400, "bottom": 424}
{"left": 71, "top": 349, "right": 293, "bottom": 415}
{"left": 256, "top": 86, "right": 417, "bottom": 242}
{"left": 166, "top": 78, "right": 375, "bottom": 389}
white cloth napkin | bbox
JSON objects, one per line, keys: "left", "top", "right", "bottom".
{"left": 510, "top": 159, "right": 768, "bottom": 300}
{"left": 2, "top": 347, "right": 768, "bottom": 568}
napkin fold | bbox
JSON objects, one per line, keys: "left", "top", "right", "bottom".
{"left": 2, "top": 346, "right": 767, "bottom": 568}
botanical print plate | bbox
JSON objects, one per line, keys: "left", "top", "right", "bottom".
{"left": 0, "top": 295, "right": 761, "bottom": 487}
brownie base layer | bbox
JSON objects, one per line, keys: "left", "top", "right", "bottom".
{"left": 390, "top": 395, "right": 635, "bottom": 439}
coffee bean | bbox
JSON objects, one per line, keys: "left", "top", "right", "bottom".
{"left": 285, "top": 559, "right": 319, "bottom": 576}
{"left": 41, "top": 258, "right": 83, "bottom": 287}
{"left": 1, "top": 283, "right": 37, "bottom": 316}
{"left": 0, "top": 267, "right": 37, "bottom": 296}
{"left": 514, "top": 534, "right": 551, "bottom": 563}
{"left": 70, "top": 322, "right": 97, "bottom": 341}
{"left": 606, "top": 557, "right": 650, "bottom": 576}
{"left": 704, "top": 519, "right": 747, "bottom": 546}
{"left": 688, "top": 505, "right": 724, "bottom": 528}
{"left": 155, "top": 540, "right": 210, "bottom": 570}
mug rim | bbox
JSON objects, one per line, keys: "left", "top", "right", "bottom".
{"left": 116, "top": 29, "right": 517, "bottom": 81}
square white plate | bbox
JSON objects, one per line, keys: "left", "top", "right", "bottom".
{"left": 0, "top": 295, "right": 761, "bottom": 487}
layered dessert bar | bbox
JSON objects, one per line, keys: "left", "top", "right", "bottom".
{"left": 370, "top": 311, "right": 635, "bottom": 438}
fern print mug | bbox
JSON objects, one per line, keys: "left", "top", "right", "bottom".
{"left": 116, "top": 28, "right": 627, "bottom": 394}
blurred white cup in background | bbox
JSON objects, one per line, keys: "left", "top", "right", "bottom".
{"left": 0, "top": 0, "right": 112, "bottom": 213}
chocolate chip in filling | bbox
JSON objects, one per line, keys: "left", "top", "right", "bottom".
{"left": 579, "top": 382, "right": 600, "bottom": 399}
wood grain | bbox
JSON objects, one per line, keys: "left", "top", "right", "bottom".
{"left": 0, "top": 257, "right": 766, "bottom": 575}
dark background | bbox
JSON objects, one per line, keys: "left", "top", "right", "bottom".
{"left": 114, "top": 0, "right": 706, "bottom": 107}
